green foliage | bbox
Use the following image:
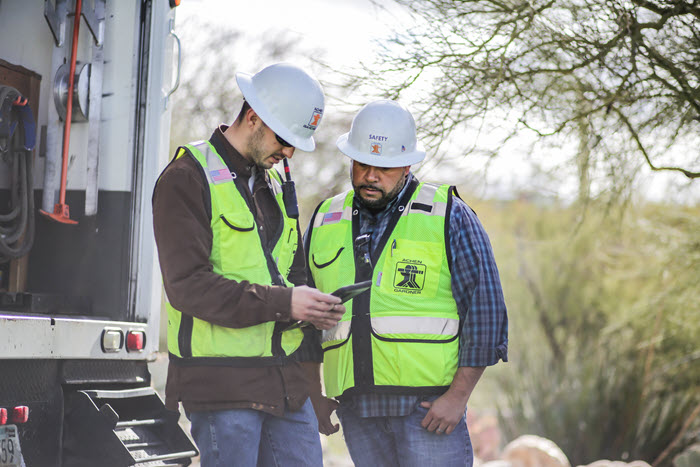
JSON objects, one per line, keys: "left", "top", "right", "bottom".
{"left": 470, "top": 195, "right": 700, "bottom": 466}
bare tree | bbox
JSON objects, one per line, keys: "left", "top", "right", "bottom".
{"left": 363, "top": 0, "right": 699, "bottom": 196}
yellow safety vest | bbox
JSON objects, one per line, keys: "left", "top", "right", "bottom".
{"left": 163, "top": 141, "right": 303, "bottom": 365}
{"left": 307, "top": 179, "right": 459, "bottom": 397}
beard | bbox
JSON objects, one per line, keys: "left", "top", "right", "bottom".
{"left": 246, "top": 124, "right": 279, "bottom": 169}
{"left": 353, "top": 175, "right": 406, "bottom": 211}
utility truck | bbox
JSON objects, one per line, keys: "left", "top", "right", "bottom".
{"left": 0, "top": 1, "right": 197, "bottom": 465}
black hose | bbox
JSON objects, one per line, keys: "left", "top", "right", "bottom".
{"left": 0, "top": 85, "right": 35, "bottom": 262}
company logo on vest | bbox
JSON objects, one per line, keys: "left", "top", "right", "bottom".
{"left": 393, "top": 260, "right": 426, "bottom": 293}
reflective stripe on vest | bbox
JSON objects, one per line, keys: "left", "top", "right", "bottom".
{"left": 308, "top": 181, "right": 459, "bottom": 397}
{"left": 321, "top": 316, "right": 458, "bottom": 344}
{"left": 165, "top": 141, "right": 302, "bottom": 363}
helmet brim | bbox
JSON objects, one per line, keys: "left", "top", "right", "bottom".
{"left": 336, "top": 133, "right": 426, "bottom": 168}
{"left": 236, "top": 72, "right": 316, "bottom": 152}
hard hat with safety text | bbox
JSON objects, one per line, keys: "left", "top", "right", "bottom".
{"left": 236, "top": 63, "right": 325, "bottom": 152}
{"left": 336, "top": 99, "right": 425, "bottom": 167}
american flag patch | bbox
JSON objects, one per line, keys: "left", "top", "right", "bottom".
{"left": 210, "top": 168, "right": 233, "bottom": 184}
{"left": 322, "top": 211, "right": 343, "bottom": 225}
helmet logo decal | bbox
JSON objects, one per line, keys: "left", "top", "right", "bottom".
{"left": 304, "top": 107, "right": 324, "bottom": 130}
{"left": 369, "top": 134, "right": 387, "bottom": 155}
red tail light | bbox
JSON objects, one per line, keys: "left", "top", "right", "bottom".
{"left": 11, "top": 406, "right": 28, "bottom": 424}
{"left": 126, "top": 331, "right": 145, "bottom": 351}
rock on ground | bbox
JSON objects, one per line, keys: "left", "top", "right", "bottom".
{"left": 501, "top": 434, "right": 571, "bottom": 467}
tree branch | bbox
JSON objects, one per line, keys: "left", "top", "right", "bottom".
{"left": 631, "top": 0, "right": 700, "bottom": 21}
{"left": 613, "top": 106, "right": 700, "bottom": 179}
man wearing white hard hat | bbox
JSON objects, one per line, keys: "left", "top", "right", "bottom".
{"left": 153, "top": 63, "right": 344, "bottom": 467}
{"left": 304, "top": 99, "right": 509, "bottom": 466}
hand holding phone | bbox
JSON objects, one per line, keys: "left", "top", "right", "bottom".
{"left": 286, "top": 282, "right": 371, "bottom": 331}
{"left": 331, "top": 280, "right": 372, "bottom": 303}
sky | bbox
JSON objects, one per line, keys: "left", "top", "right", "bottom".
{"left": 175, "top": 0, "right": 390, "bottom": 68}
{"left": 173, "top": 0, "right": 699, "bottom": 204}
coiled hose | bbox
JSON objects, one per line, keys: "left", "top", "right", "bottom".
{"left": 0, "top": 85, "right": 35, "bottom": 262}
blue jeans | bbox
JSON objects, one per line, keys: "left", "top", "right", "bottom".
{"left": 336, "top": 398, "right": 473, "bottom": 467}
{"left": 188, "top": 398, "right": 323, "bottom": 467}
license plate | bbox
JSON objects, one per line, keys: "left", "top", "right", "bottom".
{"left": 0, "top": 425, "right": 24, "bottom": 467}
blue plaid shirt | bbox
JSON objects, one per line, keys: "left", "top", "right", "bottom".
{"left": 300, "top": 174, "right": 508, "bottom": 417}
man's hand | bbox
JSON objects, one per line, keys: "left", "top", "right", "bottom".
{"left": 312, "top": 396, "right": 340, "bottom": 435}
{"left": 420, "top": 366, "right": 485, "bottom": 435}
{"left": 419, "top": 390, "right": 468, "bottom": 435}
{"left": 291, "top": 286, "right": 345, "bottom": 330}
{"left": 301, "top": 362, "right": 340, "bottom": 436}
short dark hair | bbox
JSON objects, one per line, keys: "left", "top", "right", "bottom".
{"left": 236, "top": 100, "right": 251, "bottom": 125}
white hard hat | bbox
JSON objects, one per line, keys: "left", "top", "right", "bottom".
{"left": 336, "top": 99, "right": 425, "bottom": 167}
{"left": 236, "top": 63, "right": 325, "bottom": 152}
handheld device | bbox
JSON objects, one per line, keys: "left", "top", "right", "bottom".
{"left": 331, "top": 280, "right": 372, "bottom": 303}
{"left": 285, "top": 281, "right": 372, "bottom": 330}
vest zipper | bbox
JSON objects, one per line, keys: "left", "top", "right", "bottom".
{"left": 350, "top": 178, "right": 419, "bottom": 391}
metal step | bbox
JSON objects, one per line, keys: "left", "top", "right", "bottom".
{"left": 63, "top": 387, "right": 197, "bottom": 467}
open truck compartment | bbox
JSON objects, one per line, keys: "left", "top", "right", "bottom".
{"left": 0, "top": 1, "right": 195, "bottom": 465}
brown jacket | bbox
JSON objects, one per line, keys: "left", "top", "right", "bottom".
{"left": 152, "top": 126, "right": 311, "bottom": 415}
